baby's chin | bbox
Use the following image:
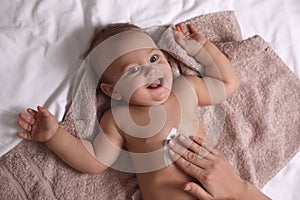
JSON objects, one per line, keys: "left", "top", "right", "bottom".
{"left": 127, "top": 92, "right": 171, "bottom": 107}
{"left": 154, "top": 91, "right": 171, "bottom": 103}
{"left": 148, "top": 92, "right": 172, "bottom": 106}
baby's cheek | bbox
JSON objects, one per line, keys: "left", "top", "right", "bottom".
{"left": 161, "top": 60, "right": 170, "bottom": 67}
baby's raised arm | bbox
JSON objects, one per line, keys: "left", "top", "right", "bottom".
{"left": 174, "top": 23, "right": 239, "bottom": 105}
{"left": 17, "top": 106, "right": 123, "bottom": 174}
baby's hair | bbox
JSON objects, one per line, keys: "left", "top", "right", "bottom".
{"left": 83, "top": 23, "right": 141, "bottom": 59}
{"left": 84, "top": 23, "right": 143, "bottom": 118}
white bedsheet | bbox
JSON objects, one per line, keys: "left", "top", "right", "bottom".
{"left": 0, "top": 0, "right": 299, "bottom": 199}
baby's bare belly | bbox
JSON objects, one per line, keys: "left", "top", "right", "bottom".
{"left": 136, "top": 164, "right": 198, "bottom": 200}
{"left": 124, "top": 115, "right": 206, "bottom": 199}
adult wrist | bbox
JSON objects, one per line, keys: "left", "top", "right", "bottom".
{"left": 242, "top": 181, "right": 270, "bottom": 200}
{"left": 239, "top": 180, "right": 252, "bottom": 200}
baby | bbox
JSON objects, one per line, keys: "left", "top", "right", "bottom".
{"left": 17, "top": 23, "right": 239, "bottom": 200}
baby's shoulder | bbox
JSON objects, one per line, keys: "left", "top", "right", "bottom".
{"left": 173, "top": 74, "right": 201, "bottom": 87}
{"left": 99, "top": 109, "right": 113, "bottom": 127}
{"left": 100, "top": 105, "right": 127, "bottom": 125}
{"left": 100, "top": 107, "right": 126, "bottom": 136}
{"left": 172, "top": 75, "right": 200, "bottom": 94}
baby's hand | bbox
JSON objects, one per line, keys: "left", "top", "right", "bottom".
{"left": 173, "top": 23, "right": 207, "bottom": 56}
{"left": 17, "top": 106, "right": 59, "bottom": 142}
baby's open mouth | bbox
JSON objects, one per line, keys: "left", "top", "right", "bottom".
{"left": 147, "top": 78, "right": 164, "bottom": 89}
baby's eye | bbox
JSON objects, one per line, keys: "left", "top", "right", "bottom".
{"left": 150, "top": 54, "right": 159, "bottom": 63}
{"left": 128, "top": 66, "right": 140, "bottom": 75}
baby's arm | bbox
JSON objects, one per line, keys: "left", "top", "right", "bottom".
{"left": 17, "top": 106, "right": 123, "bottom": 174}
{"left": 174, "top": 23, "right": 239, "bottom": 105}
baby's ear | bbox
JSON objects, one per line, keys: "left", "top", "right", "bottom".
{"left": 100, "top": 83, "right": 122, "bottom": 100}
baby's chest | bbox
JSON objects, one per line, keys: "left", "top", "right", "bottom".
{"left": 122, "top": 102, "right": 200, "bottom": 153}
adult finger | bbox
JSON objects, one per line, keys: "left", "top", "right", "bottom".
{"left": 177, "top": 135, "right": 215, "bottom": 160}
{"left": 169, "top": 136, "right": 212, "bottom": 169}
{"left": 168, "top": 139, "right": 188, "bottom": 157}
{"left": 184, "top": 182, "right": 213, "bottom": 200}
{"left": 171, "top": 146, "right": 211, "bottom": 170}
{"left": 169, "top": 149, "right": 205, "bottom": 178}
{"left": 192, "top": 136, "right": 221, "bottom": 156}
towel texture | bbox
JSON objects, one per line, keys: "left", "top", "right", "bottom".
{"left": 1, "top": 11, "right": 300, "bottom": 199}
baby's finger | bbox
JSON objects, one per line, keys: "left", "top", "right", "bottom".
{"left": 18, "top": 113, "right": 35, "bottom": 125}
{"left": 173, "top": 30, "right": 184, "bottom": 40}
{"left": 17, "top": 132, "right": 31, "bottom": 140}
{"left": 173, "top": 31, "right": 187, "bottom": 49}
{"left": 188, "top": 24, "right": 197, "bottom": 33}
{"left": 178, "top": 23, "right": 190, "bottom": 36}
{"left": 175, "top": 25, "right": 181, "bottom": 32}
{"left": 17, "top": 120, "right": 32, "bottom": 132}
{"left": 37, "top": 106, "right": 52, "bottom": 117}
{"left": 27, "top": 108, "right": 38, "bottom": 117}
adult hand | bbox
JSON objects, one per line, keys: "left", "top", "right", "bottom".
{"left": 168, "top": 135, "right": 271, "bottom": 200}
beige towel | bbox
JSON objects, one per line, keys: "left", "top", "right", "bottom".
{"left": 1, "top": 11, "right": 299, "bottom": 199}
{"left": 214, "top": 36, "right": 300, "bottom": 188}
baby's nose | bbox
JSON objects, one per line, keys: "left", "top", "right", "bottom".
{"left": 144, "top": 65, "right": 157, "bottom": 77}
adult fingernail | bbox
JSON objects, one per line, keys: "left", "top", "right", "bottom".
{"left": 169, "top": 149, "right": 175, "bottom": 156}
{"left": 179, "top": 134, "right": 186, "bottom": 141}
{"left": 169, "top": 140, "right": 174, "bottom": 147}
{"left": 184, "top": 185, "right": 191, "bottom": 191}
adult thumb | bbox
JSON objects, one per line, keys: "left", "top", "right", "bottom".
{"left": 183, "top": 182, "right": 212, "bottom": 200}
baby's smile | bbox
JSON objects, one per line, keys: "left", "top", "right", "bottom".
{"left": 146, "top": 78, "right": 164, "bottom": 89}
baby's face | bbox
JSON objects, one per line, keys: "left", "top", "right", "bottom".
{"left": 107, "top": 48, "right": 173, "bottom": 106}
